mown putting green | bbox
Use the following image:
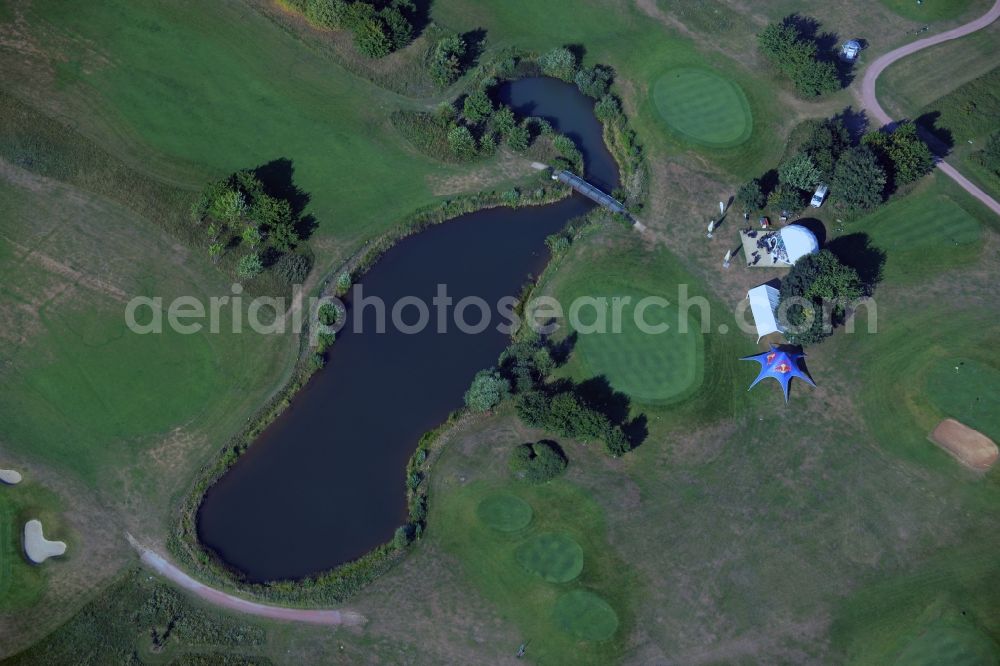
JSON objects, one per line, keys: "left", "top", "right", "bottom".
{"left": 553, "top": 590, "right": 619, "bottom": 641}
{"left": 925, "top": 357, "right": 1000, "bottom": 440}
{"left": 515, "top": 532, "right": 584, "bottom": 583}
{"left": 653, "top": 67, "right": 752, "bottom": 147}
{"left": 476, "top": 493, "right": 533, "bottom": 532}
{"left": 570, "top": 290, "right": 703, "bottom": 404}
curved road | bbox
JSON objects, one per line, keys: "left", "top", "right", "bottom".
{"left": 128, "top": 535, "right": 365, "bottom": 626}
{"left": 859, "top": 0, "right": 1000, "bottom": 216}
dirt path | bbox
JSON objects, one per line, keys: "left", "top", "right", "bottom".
{"left": 859, "top": 0, "right": 1000, "bottom": 216}
{"left": 127, "top": 535, "right": 365, "bottom": 627}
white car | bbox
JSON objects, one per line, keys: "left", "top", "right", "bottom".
{"left": 810, "top": 184, "right": 829, "bottom": 208}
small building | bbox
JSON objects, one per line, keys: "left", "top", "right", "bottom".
{"left": 841, "top": 40, "right": 861, "bottom": 61}
{"left": 747, "top": 284, "right": 785, "bottom": 341}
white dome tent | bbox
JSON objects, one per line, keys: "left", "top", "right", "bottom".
{"left": 778, "top": 225, "right": 819, "bottom": 265}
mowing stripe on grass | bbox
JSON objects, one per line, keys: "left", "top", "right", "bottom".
{"left": 653, "top": 67, "right": 752, "bottom": 148}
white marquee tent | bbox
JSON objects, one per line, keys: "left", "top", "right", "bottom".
{"left": 747, "top": 284, "right": 784, "bottom": 341}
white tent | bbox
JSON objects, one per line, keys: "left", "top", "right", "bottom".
{"left": 747, "top": 284, "right": 784, "bottom": 341}
{"left": 779, "top": 225, "right": 819, "bottom": 264}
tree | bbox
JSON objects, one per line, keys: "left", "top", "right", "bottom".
{"left": 975, "top": 132, "right": 1000, "bottom": 176}
{"left": 779, "top": 249, "right": 863, "bottom": 344}
{"left": 757, "top": 22, "right": 799, "bottom": 60}
{"left": 506, "top": 123, "right": 530, "bottom": 152}
{"left": 379, "top": 5, "right": 412, "bottom": 50}
{"left": 236, "top": 253, "right": 263, "bottom": 280}
{"left": 538, "top": 47, "right": 577, "bottom": 81}
{"left": 274, "top": 252, "right": 310, "bottom": 284}
{"left": 353, "top": 17, "right": 392, "bottom": 58}
{"left": 831, "top": 146, "right": 886, "bottom": 210}
{"left": 462, "top": 90, "right": 494, "bottom": 124}
{"left": 791, "top": 57, "right": 840, "bottom": 97}
{"left": 509, "top": 441, "right": 568, "bottom": 483}
{"left": 862, "top": 121, "right": 934, "bottom": 188}
{"left": 447, "top": 124, "right": 477, "bottom": 159}
{"left": 492, "top": 105, "right": 516, "bottom": 137}
{"left": 800, "top": 118, "right": 851, "bottom": 179}
{"left": 318, "top": 303, "right": 341, "bottom": 326}
{"left": 428, "top": 34, "right": 466, "bottom": 86}
{"left": 736, "top": 178, "right": 765, "bottom": 213}
{"left": 574, "top": 65, "right": 613, "bottom": 98}
{"left": 208, "top": 242, "right": 223, "bottom": 265}
{"left": 209, "top": 189, "right": 246, "bottom": 226}
{"left": 779, "top": 152, "right": 822, "bottom": 191}
{"left": 336, "top": 271, "right": 352, "bottom": 294}
{"left": 464, "top": 370, "right": 510, "bottom": 412}
{"left": 594, "top": 94, "right": 621, "bottom": 122}
{"left": 767, "top": 184, "right": 806, "bottom": 211}
{"left": 241, "top": 224, "right": 262, "bottom": 250}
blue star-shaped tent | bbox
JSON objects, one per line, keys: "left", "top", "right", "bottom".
{"left": 741, "top": 344, "right": 816, "bottom": 402}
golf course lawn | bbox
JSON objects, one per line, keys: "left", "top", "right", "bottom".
{"left": 854, "top": 176, "right": 984, "bottom": 282}
{"left": 878, "top": 0, "right": 981, "bottom": 21}
{"left": 515, "top": 532, "right": 584, "bottom": 583}
{"left": 436, "top": 469, "right": 632, "bottom": 664}
{"left": 540, "top": 229, "right": 753, "bottom": 415}
{"left": 652, "top": 68, "right": 753, "bottom": 148}
{"left": 924, "top": 357, "right": 1000, "bottom": 441}
{"left": 476, "top": 493, "right": 533, "bottom": 532}
{"left": 0, "top": 484, "right": 62, "bottom": 612}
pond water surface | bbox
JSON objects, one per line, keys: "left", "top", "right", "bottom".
{"left": 196, "top": 76, "right": 620, "bottom": 582}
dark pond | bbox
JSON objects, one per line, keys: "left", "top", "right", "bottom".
{"left": 196, "top": 77, "right": 620, "bottom": 582}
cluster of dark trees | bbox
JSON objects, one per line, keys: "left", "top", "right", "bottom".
{"left": 465, "top": 335, "right": 645, "bottom": 457}
{"left": 757, "top": 17, "right": 841, "bottom": 97}
{"left": 191, "top": 168, "right": 311, "bottom": 282}
{"left": 509, "top": 440, "right": 568, "bottom": 483}
{"left": 736, "top": 116, "right": 934, "bottom": 215}
{"left": 778, "top": 249, "right": 865, "bottom": 345}
{"left": 287, "top": 0, "right": 417, "bottom": 58}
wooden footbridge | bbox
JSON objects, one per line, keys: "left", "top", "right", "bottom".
{"left": 552, "top": 170, "right": 628, "bottom": 215}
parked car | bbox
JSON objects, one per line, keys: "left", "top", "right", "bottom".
{"left": 810, "top": 184, "right": 829, "bottom": 208}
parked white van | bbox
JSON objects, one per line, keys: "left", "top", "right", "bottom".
{"left": 810, "top": 184, "right": 829, "bottom": 208}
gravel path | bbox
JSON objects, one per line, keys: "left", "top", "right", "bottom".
{"left": 128, "top": 535, "right": 365, "bottom": 626}
{"left": 858, "top": 0, "right": 1000, "bottom": 216}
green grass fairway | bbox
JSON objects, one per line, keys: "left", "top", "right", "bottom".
{"left": 514, "top": 532, "right": 584, "bottom": 583}
{"left": 925, "top": 358, "right": 1000, "bottom": 440}
{"left": 856, "top": 177, "right": 983, "bottom": 281}
{"left": 652, "top": 68, "right": 752, "bottom": 148}
{"left": 570, "top": 289, "right": 703, "bottom": 403}
{"left": 879, "top": 0, "right": 978, "bottom": 21}
{"left": 553, "top": 589, "right": 619, "bottom": 641}
{"left": 476, "top": 493, "right": 533, "bottom": 532}
{"left": 894, "top": 620, "right": 1000, "bottom": 665}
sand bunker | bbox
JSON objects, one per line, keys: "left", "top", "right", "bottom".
{"left": 0, "top": 469, "right": 22, "bottom": 484}
{"left": 929, "top": 419, "right": 999, "bottom": 471}
{"left": 23, "top": 519, "right": 67, "bottom": 563}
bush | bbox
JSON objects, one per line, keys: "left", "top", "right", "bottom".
{"left": 594, "top": 94, "right": 621, "bottom": 122}
{"left": 758, "top": 18, "right": 840, "bottom": 97}
{"left": 509, "top": 440, "right": 568, "bottom": 483}
{"left": 767, "top": 183, "right": 806, "bottom": 211}
{"left": 515, "top": 389, "right": 631, "bottom": 457}
{"left": 507, "top": 123, "right": 531, "bottom": 152}
{"left": 538, "top": 47, "right": 577, "bottom": 81}
{"left": 778, "top": 152, "right": 822, "bottom": 191}
{"left": 236, "top": 253, "right": 263, "bottom": 280}
{"left": 862, "top": 121, "right": 934, "bottom": 189}
{"left": 574, "top": 65, "right": 613, "bottom": 98}
{"left": 491, "top": 105, "right": 516, "bottom": 137}
{"left": 779, "top": 249, "right": 864, "bottom": 345}
{"left": 831, "top": 145, "right": 886, "bottom": 211}
{"left": 447, "top": 124, "right": 477, "bottom": 159}
{"left": 273, "top": 252, "right": 311, "bottom": 284}
{"left": 462, "top": 89, "right": 494, "bottom": 124}
{"left": 429, "top": 34, "right": 467, "bottom": 87}
{"left": 318, "top": 302, "right": 341, "bottom": 326}
{"left": 464, "top": 370, "right": 510, "bottom": 412}
{"left": 736, "top": 178, "right": 765, "bottom": 213}
{"left": 335, "top": 271, "right": 352, "bottom": 294}
{"left": 975, "top": 132, "right": 1000, "bottom": 176}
